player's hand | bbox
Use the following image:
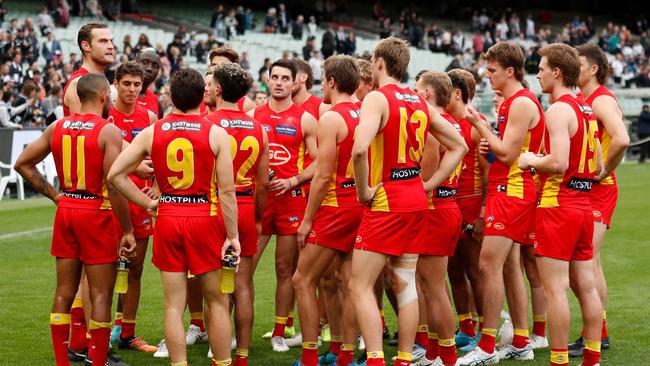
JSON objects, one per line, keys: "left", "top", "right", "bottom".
{"left": 134, "top": 159, "right": 154, "bottom": 180}
{"left": 472, "top": 216, "right": 485, "bottom": 242}
{"left": 255, "top": 221, "right": 262, "bottom": 236}
{"left": 142, "top": 185, "right": 160, "bottom": 200}
{"left": 52, "top": 193, "right": 63, "bottom": 205}
{"left": 297, "top": 219, "right": 313, "bottom": 250}
{"left": 465, "top": 105, "right": 482, "bottom": 126}
{"left": 222, "top": 238, "right": 241, "bottom": 266}
{"left": 270, "top": 178, "right": 295, "bottom": 196}
{"left": 478, "top": 138, "right": 490, "bottom": 155}
{"left": 119, "top": 232, "right": 137, "bottom": 258}
{"left": 357, "top": 182, "right": 383, "bottom": 206}
{"left": 518, "top": 151, "right": 537, "bottom": 170}
{"left": 146, "top": 198, "right": 159, "bottom": 217}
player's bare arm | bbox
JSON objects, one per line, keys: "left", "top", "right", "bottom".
{"left": 297, "top": 111, "right": 343, "bottom": 248}
{"left": 254, "top": 128, "right": 270, "bottom": 228}
{"left": 468, "top": 98, "right": 537, "bottom": 165}
{"left": 318, "top": 102, "right": 332, "bottom": 117}
{"left": 63, "top": 77, "right": 82, "bottom": 114}
{"left": 592, "top": 95, "right": 629, "bottom": 180}
{"left": 519, "top": 102, "right": 572, "bottom": 174}
{"left": 14, "top": 123, "right": 61, "bottom": 204}
{"left": 108, "top": 125, "right": 156, "bottom": 211}
{"left": 352, "top": 91, "right": 385, "bottom": 204}
{"left": 423, "top": 105, "right": 468, "bottom": 192}
{"left": 419, "top": 132, "right": 440, "bottom": 184}
{"left": 148, "top": 110, "right": 158, "bottom": 124}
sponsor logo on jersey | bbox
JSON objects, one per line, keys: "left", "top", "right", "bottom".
{"left": 220, "top": 118, "right": 254, "bottom": 130}
{"left": 349, "top": 109, "right": 360, "bottom": 119}
{"left": 120, "top": 130, "right": 127, "bottom": 137}
{"left": 161, "top": 121, "right": 201, "bottom": 131}
{"left": 62, "top": 120, "right": 95, "bottom": 130}
{"left": 62, "top": 191, "right": 99, "bottom": 200}
{"left": 132, "top": 128, "right": 144, "bottom": 138}
{"left": 394, "top": 92, "right": 421, "bottom": 103}
{"left": 159, "top": 193, "right": 209, "bottom": 204}
{"left": 341, "top": 181, "right": 356, "bottom": 189}
{"left": 123, "top": 119, "right": 134, "bottom": 123}
{"left": 268, "top": 143, "right": 291, "bottom": 165}
{"left": 390, "top": 167, "right": 421, "bottom": 181}
{"left": 276, "top": 125, "right": 297, "bottom": 136}
{"left": 498, "top": 115, "right": 506, "bottom": 124}
{"left": 435, "top": 186, "right": 457, "bottom": 199}
{"left": 493, "top": 222, "right": 505, "bottom": 230}
{"left": 262, "top": 124, "right": 272, "bottom": 132}
{"left": 566, "top": 177, "right": 593, "bottom": 192}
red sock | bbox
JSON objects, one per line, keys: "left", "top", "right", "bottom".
{"left": 367, "top": 352, "right": 386, "bottom": 366}
{"left": 582, "top": 348, "right": 601, "bottom": 366}
{"left": 336, "top": 345, "right": 355, "bottom": 366}
{"left": 234, "top": 354, "right": 249, "bottom": 366}
{"left": 478, "top": 316, "right": 485, "bottom": 332}
{"left": 272, "top": 316, "right": 287, "bottom": 338}
{"left": 114, "top": 313, "right": 122, "bottom": 327}
{"left": 426, "top": 333, "right": 439, "bottom": 360}
{"left": 532, "top": 315, "right": 546, "bottom": 337}
{"left": 50, "top": 313, "right": 71, "bottom": 366}
{"left": 415, "top": 325, "right": 429, "bottom": 347}
{"left": 329, "top": 340, "right": 342, "bottom": 355}
{"left": 601, "top": 318, "right": 608, "bottom": 340}
{"left": 302, "top": 342, "right": 319, "bottom": 366}
{"left": 459, "top": 319, "right": 476, "bottom": 337}
{"left": 287, "top": 311, "right": 295, "bottom": 328}
{"left": 512, "top": 329, "right": 530, "bottom": 349}
{"left": 88, "top": 320, "right": 110, "bottom": 365}
{"left": 69, "top": 301, "right": 88, "bottom": 351}
{"left": 477, "top": 328, "right": 496, "bottom": 354}
{"left": 120, "top": 320, "right": 136, "bottom": 339}
{"left": 550, "top": 348, "right": 569, "bottom": 365}
{"left": 438, "top": 339, "right": 457, "bottom": 366}
{"left": 190, "top": 312, "right": 205, "bottom": 332}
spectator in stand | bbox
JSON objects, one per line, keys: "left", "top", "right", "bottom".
{"left": 303, "top": 36, "right": 316, "bottom": 61}
{"left": 224, "top": 8, "right": 237, "bottom": 40}
{"left": 451, "top": 29, "right": 465, "bottom": 54}
{"left": 307, "top": 16, "right": 318, "bottom": 38}
{"left": 445, "top": 52, "right": 462, "bottom": 71}
{"left": 245, "top": 8, "right": 255, "bottom": 30}
{"left": 134, "top": 33, "right": 151, "bottom": 54}
{"left": 508, "top": 13, "right": 521, "bottom": 38}
{"left": 41, "top": 31, "right": 61, "bottom": 65}
{"left": 483, "top": 30, "right": 495, "bottom": 52}
{"left": 472, "top": 31, "right": 483, "bottom": 58}
{"left": 343, "top": 31, "right": 356, "bottom": 55}
{"left": 258, "top": 68, "right": 269, "bottom": 92}
{"left": 252, "top": 90, "right": 268, "bottom": 107}
{"left": 321, "top": 27, "right": 335, "bottom": 59}
{"left": 277, "top": 3, "right": 289, "bottom": 34}
{"left": 525, "top": 14, "right": 535, "bottom": 39}
{"left": 0, "top": 0, "right": 6, "bottom": 29}
{"left": 308, "top": 50, "right": 322, "bottom": 84}
{"left": 37, "top": 7, "right": 55, "bottom": 36}
{"left": 611, "top": 52, "right": 625, "bottom": 84}
{"left": 292, "top": 15, "right": 304, "bottom": 41}
{"left": 335, "top": 26, "right": 346, "bottom": 54}
{"left": 0, "top": 88, "right": 23, "bottom": 129}
{"left": 239, "top": 51, "right": 250, "bottom": 70}
{"left": 495, "top": 16, "right": 509, "bottom": 40}
{"left": 427, "top": 24, "right": 441, "bottom": 52}
{"left": 168, "top": 46, "right": 182, "bottom": 74}
{"left": 8, "top": 51, "right": 23, "bottom": 86}
{"left": 158, "top": 85, "right": 173, "bottom": 117}
{"left": 12, "top": 80, "right": 39, "bottom": 126}
{"left": 638, "top": 105, "right": 650, "bottom": 163}
{"left": 264, "top": 7, "right": 277, "bottom": 33}
{"left": 235, "top": 6, "right": 246, "bottom": 36}
{"left": 380, "top": 17, "right": 392, "bottom": 39}
{"left": 211, "top": 4, "right": 225, "bottom": 38}
{"left": 166, "top": 34, "right": 187, "bottom": 59}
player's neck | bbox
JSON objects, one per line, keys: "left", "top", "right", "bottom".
{"left": 114, "top": 99, "right": 135, "bottom": 116}
{"left": 579, "top": 79, "right": 601, "bottom": 100}
{"left": 172, "top": 107, "right": 200, "bottom": 115}
{"left": 269, "top": 96, "right": 292, "bottom": 112}
{"left": 447, "top": 103, "right": 466, "bottom": 121}
{"left": 78, "top": 103, "right": 103, "bottom": 116}
{"left": 293, "top": 88, "right": 311, "bottom": 105}
{"left": 500, "top": 80, "right": 524, "bottom": 101}
{"left": 375, "top": 74, "right": 400, "bottom": 89}
{"left": 139, "top": 83, "right": 153, "bottom": 97}
{"left": 330, "top": 91, "right": 353, "bottom": 106}
{"left": 550, "top": 85, "right": 574, "bottom": 103}
{"left": 81, "top": 57, "right": 105, "bottom": 74}
{"left": 216, "top": 99, "right": 239, "bottom": 111}
{"left": 430, "top": 103, "right": 445, "bottom": 116}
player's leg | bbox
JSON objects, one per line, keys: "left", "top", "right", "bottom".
{"left": 51, "top": 258, "right": 83, "bottom": 365}
{"left": 271, "top": 234, "right": 299, "bottom": 346}
{"left": 522, "top": 245, "right": 548, "bottom": 348}
{"left": 457, "top": 236, "right": 484, "bottom": 352}
{"left": 321, "top": 259, "right": 344, "bottom": 361}
{"left": 570, "top": 259, "right": 604, "bottom": 366}
{"left": 537, "top": 256, "right": 571, "bottom": 366}
{"left": 111, "top": 295, "right": 124, "bottom": 344}
{"left": 447, "top": 250, "right": 476, "bottom": 346}
{"left": 592, "top": 222, "right": 608, "bottom": 343}
{"left": 200, "top": 269, "right": 232, "bottom": 365}
{"left": 414, "top": 285, "right": 429, "bottom": 349}
{"left": 160, "top": 271, "right": 189, "bottom": 364}
{"left": 499, "top": 243, "right": 532, "bottom": 358}
{"left": 349, "top": 249, "right": 389, "bottom": 365}
{"left": 337, "top": 251, "right": 358, "bottom": 366}
{"left": 292, "top": 244, "right": 339, "bottom": 362}
{"left": 251, "top": 234, "right": 272, "bottom": 273}
{"left": 69, "top": 278, "right": 89, "bottom": 358}
{"left": 186, "top": 277, "right": 207, "bottom": 345}
{"left": 318, "top": 284, "right": 330, "bottom": 340}
{"left": 372, "top": 273, "right": 388, "bottom": 338}
{"left": 390, "top": 254, "right": 420, "bottom": 366}
{"left": 84, "top": 262, "right": 117, "bottom": 366}
{"left": 234, "top": 256, "right": 254, "bottom": 366}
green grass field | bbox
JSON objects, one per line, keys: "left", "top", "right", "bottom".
{"left": 1, "top": 164, "right": 649, "bottom": 365}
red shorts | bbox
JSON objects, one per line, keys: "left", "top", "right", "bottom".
{"left": 307, "top": 205, "right": 363, "bottom": 252}
{"left": 152, "top": 215, "right": 225, "bottom": 275}
{"left": 521, "top": 208, "right": 537, "bottom": 246}
{"left": 483, "top": 193, "right": 536, "bottom": 244}
{"left": 456, "top": 195, "right": 482, "bottom": 240}
{"left": 534, "top": 207, "right": 594, "bottom": 261}
{"left": 119, "top": 204, "right": 153, "bottom": 239}
{"left": 238, "top": 199, "right": 258, "bottom": 257}
{"left": 261, "top": 195, "right": 306, "bottom": 236}
{"left": 417, "top": 207, "right": 462, "bottom": 256}
{"left": 51, "top": 207, "right": 119, "bottom": 264}
{"left": 355, "top": 209, "right": 427, "bottom": 256}
{"left": 590, "top": 183, "right": 618, "bottom": 228}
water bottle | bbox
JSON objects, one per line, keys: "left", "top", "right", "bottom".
{"left": 115, "top": 257, "right": 130, "bottom": 294}
{"left": 220, "top": 248, "right": 236, "bottom": 294}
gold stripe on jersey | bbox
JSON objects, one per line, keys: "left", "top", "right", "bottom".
{"left": 210, "top": 159, "right": 219, "bottom": 216}
{"left": 297, "top": 141, "right": 306, "bottom": 174}
{"left": 322, "top": 147, "right": 340, "bottom": 208}
{"left": 100, "top": 179, "right": 111, "bottom": 210}
{"left": 473, "top": 151, "right": 482, "bottom": 194}
{"left": 62, "top": 136, "right": 72, "bottom": 188}
{"left": 76, "top": 136, "right": 86, "bottom": 189}
{"left": 599, "top": 129, "right": 614, "bottom": 185}
{"left": 506, "top": 132, "right": 531, "bottom": 199}
{"left": 369, "top": 133, "right": 389, "bottom": 211}
{"left": 539, "top": 174, "right": 562, "bottom": 208}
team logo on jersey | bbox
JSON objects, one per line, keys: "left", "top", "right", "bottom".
{"left": 120, "top": 130, "right": 127, "bottom": 137}
{"left": 487, "top": 215, "right": 495, "bottom": 222}
{"left": 349, "top": 109, "right": 360, "bottom": 119}
{"left": 394, "top": 92, "right": 421, "bottom": 103}
{"left": 355, "top": 235, "right": 362, "bottom": 243}
{"left": 268, "top": 143, "right": 291, "bottom": 165}
{"left": 162, "top": 122, "right": 171, "bottom": 131}
{"left": 493, "top": 222, "right": 505, "bottom": 230}
{"left": 498, "top": 115, "right": 506, "bottom": 124}
{"left": 142, "top": 217, "right": 151, "bottom": 225}
{"left": 262, "top": 124, "right": 272, "bottom": 132}
{"left": 276, "top": 125, "right": 297, "bottom": 136}
{"left": 132, "top": 128, "right": 144, "bottom": 138}
{"left": 62, "top": 120, "right": 95, "bottom": 130}
{"left": 309, "top": 231, "right": 316, "bottom": 238}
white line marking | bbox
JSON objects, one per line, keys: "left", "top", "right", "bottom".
{"left": 0, "top": 227, "right": 52, "bottom": 240}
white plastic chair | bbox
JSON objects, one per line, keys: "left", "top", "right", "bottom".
{"left": 0, "top": 161, "right": 25, "bottom": 201}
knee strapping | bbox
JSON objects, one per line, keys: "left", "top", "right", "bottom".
{"left": 392, "top": 256, "right": 418, "bottom": 307}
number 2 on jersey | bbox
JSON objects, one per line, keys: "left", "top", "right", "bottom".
{"left": 167, "top": 138, "right": 195, "bottom": 189}
{"left": 398, "top": 107, "right": 427, "bottom": 163}
{"left": 229, "top": 135, "right": 260, "bottom": 186}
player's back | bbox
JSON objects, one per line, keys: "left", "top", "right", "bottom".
{"left": 207, "top": 109, "right": 264, "bottom": 198}
{"left": 539, "top": 94, "right": 597, "bottom": 210}
{"left": 62, "top": 67, "right": 89, "bottom": 116}
{"left": 489, "top": 87, "right": 545, "bottom": 201}
{"left": 151, "top": 114, "right": 219, "bottom": 216}
{"left": 429, "top": 113, "right": 463, "bottom": 209}
{"left": 456, "top": 118, "right": 483, "bottom": 197}
{"left": 51, "top": 113, "right": 111, "bottom": 210}
{"left": 369, "top": 84, "right": 429, "bottom": 212}
{"left": 322, "top": 101, "right": 362, "bottom": 208}
{"left": 109, "top": 104, "right": 151, "bottom": 143}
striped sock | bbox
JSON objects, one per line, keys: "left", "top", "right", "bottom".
{"left": 477, "top": 328, "right": 497, "bottom": 354}
{"left": 366, "top": 351, "right": 385, "bottom": 366}
{"left": 212, "top": 358, "right": 233, "bottom": 366}
{"left": 426, "top": 332, "right": 439, "bottom": 360}
{"left": 532, "top": 315, "right": 546, "bottom": 337}
{"left": 50, "top": 313, "right": 71, "bottom": 366}
{"left": 120, "top": 319, "right": 136, "bottom": 339}
{"left": 234, "top": 348, "right": 249, "bottom": 366}
{"left": 69, "top": 298, "right": 88, "bottom": 351}
{"left": 478, "top": 316, "right": 485, "bottom": 332}
{"left": 287, "top": 311, "right": 295, "bottom": 328}
{"left": 336, "top": 344, "right": 355, "bottom": 366}
{"left": 415, "top": 324, "right": 429, "bottom": 347}
{"left": 88, "top": 319, "right": 111, "bottom": 365}
{"left": 438, "top": 338, "right": 457, "bottom": 365}
{"left": 459, "top": 313, "right": 476, "bottom": 337}
{"left": 301, "top": 342, "right": 319, "bottom": 366}
{"left": 583, "top": 339, "right": 601, "bottom": 366}
{"left": 329, "top": 336, "right": 343, "bottom": 354}
{"left": 190, "top": 311, "right": 205, "bottom": 332}
{"left": 512, "top": 328, "right": 530, "bottom": 348}
{"left": 272, "top": 316, "right": 288, "bottom": 338}
{"left": 550, "top": 348, "right": 569, "bottom": 365}
{"left": 394, "top": 351, "right": 411, "bottom": 366}
{"left": 114, "top": 312, "right": 122, "bottom": 327}
{"left": 601, "top": 311, "right": 608, "bottom": 340}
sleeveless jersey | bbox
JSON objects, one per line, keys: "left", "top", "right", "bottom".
{"left": 582, "top": 85, "right": 622, "bottom": 185}
{"left": 456, "top": 118, "right": 483, "bottom": 197}
{"left": 254, "top": 102, "right": 308, "bottom": 199}
{"left": 300, "top": 94, "right": 323, "bottom": 119}
{"left": 51, "top": 113, "right": 111, "bottom": 210}
{"left": 321, "top": 102, "right": 362, "bottom": 208}
{"left": 109, "top": 104, "right": 152, "bottom": 191}
{"left": 429, "top": 113, "right": 463, "bottom": 209}
{"left": 368, "top": 84, "right": 430, "bottom": 212}
{"left": 199, "top": 96, "right": 246, "bottom": 116}
{"left": 539, "top": 94, "right": 597, "bottom": 209}
{"left": 62, "top": 67, "right": 89, "bottom": 116}
{"left": 151, "top": 114, "right": 219, "bottom": 216}
{"left": 488, "top": 88, "right": 545, "bottom": 201}
{"left": 136, "top": 88, "right": 159, "bottom": 116}
{"left": 206, "top": 109, "right": 264, "bottom": 200}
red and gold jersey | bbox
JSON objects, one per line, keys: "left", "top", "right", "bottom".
{"left": 539, "top": 94, "right": 597, "bottom": 209}
{"left": 368, "top": 84, "right": 429, "bottom": 212}
{"left": 151, "top": 114, "right": 219, "bottom": 216}
{"left": 51, "top": 113, "right": 111, "bottom": 210}
{"left": 456, "top": 118, "right": 483, "bottom": 197}
{"left": 488, "top": 88, "right": 545, "bottom": 201}
{"left": 321, "top": 102, "right": 362, "bottom": 208}
{"left": 206, "top": 109, "right": 264, "bottom": 199}
{"left": 255, "top": 102, "right": 309, "bottom": 199}
{"left": 300, "top": 94, "right": 323, "bottom": 119}
{"left": 109, "top": 104, "right": 152, "bottom": 191}
{"left": 429, "top": 113, "right": 464, "bottom": 209}
{"left": 62, "top": 67, "right": 89, "bottom": 117}
{"left": 136, "top": 88, "right": 159, "bottom": 116}
{"left": 582, "top": 85, "right": 622, "bottom": 185}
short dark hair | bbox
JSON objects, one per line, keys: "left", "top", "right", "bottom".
{"left": 212, "top": 63, "right": 252, "bottom": 103}
{"left": 292, "top": 58, "right": 314, "bottom": 89}
{"left": 269, "top": 59, "right": 297, "bottom": 81}
{"left": 169, "top": 68, "right": 204, "bottom": 112}
{"left": 78, "top": 22, "right": 108, "bottom": 54}
{"left": 209, "top": 47, "right": 240, "bottom": 64}
{"left": 77, "top": 73, "right": 109, "bottom": 104}
{"left": 415, "top": 69, "right": 428, "bottom": 82}
{"left": 323, "top": 55, "right": 359, "bottom": 95}
{"left": 50, "top": 84, "right": 62, "bottom": 96}
{"left": 447, "top": 71, "right": 469, "bottom": 104}
{"left": 576, "top": 43, "right": 610, "bottom": 85}
{"left": 115, "top": 61, "right": 144, "bottom": 82}
{"left": 21, "top": 80, "right": 38, "bottom": 96}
